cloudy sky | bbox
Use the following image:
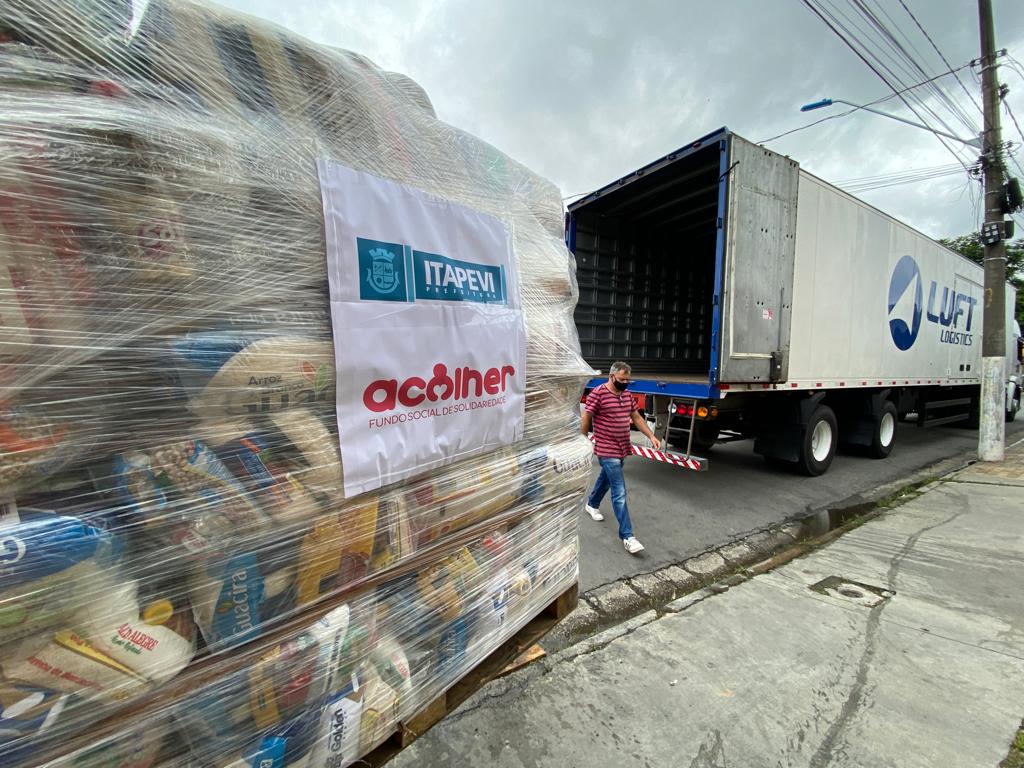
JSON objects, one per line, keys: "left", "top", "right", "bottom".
{"left": 219, "top": 0, "right": 1024, "bottom": 240}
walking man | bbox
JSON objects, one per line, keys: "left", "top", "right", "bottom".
{"left": 580, "top": 361, "right": 660, "bottom": 554}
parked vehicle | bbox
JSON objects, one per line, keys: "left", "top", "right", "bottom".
{"left": 568, "top": 127, "right": 1021, "bottom": 476}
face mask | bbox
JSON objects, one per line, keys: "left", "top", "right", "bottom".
{"left": 612, "top": 380, "right": 628, "bottom": 392}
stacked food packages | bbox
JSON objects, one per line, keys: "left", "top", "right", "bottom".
{"left": 0, "top": 1, "right": 595, "bottom": 765}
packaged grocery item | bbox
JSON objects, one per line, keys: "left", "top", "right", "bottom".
{"left": 0, "top": 506, "right": 120, "bottom": 647}
{"left": 166, "top": 333, "right": 334, "bottom": 421}
{"left": 0, "top": 0, "right": 593, "bottom": 764}
{"left": 0, "top": 681, "right": 68, "bottom": 765}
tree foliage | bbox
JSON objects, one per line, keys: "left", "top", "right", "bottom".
{"left": 937, "top": 233, "right": 1024, "bottom": 322}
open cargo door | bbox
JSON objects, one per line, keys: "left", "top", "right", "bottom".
{"left": 568, "top": 130, "right": 726, "bottom": 388}
{"left": 718, "top": 136, "right": 799, "bottom": 384}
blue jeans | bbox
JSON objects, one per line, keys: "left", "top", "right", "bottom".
{"left": 588, "top": 457, "right": 633, "bottom": 540}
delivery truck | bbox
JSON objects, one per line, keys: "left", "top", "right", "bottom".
{"left": 567, "top": 127, "right": 1022, "bottom": 476}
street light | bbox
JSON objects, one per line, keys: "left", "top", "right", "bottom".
{"left": 800, "top": 98, "right": 983, "bottom": 148}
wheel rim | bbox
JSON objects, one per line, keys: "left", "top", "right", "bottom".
{"left": 811, "top": 420, "right": 833, "bottom": 463}
{"left": 879, "top": 412, "right": 895, "bottom": 447}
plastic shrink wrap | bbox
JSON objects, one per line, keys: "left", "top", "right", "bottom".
{"left": 0, "top": 0, "right": 595, "bottom": 765}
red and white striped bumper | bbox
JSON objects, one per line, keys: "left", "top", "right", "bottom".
{"left": 587, "top": 435, "right": 708, "bottom": 472}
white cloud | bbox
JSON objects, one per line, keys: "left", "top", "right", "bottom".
{"left": 218, "top": 0, "right": 1024, "bottom": 239}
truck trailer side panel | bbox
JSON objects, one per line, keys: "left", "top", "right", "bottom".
{"left": 787, "top": 172, "right": 995, "bottom": 387}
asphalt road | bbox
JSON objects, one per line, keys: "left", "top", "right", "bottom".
{"left": 577, "top": 420, "right": 1024, "bottom": 592}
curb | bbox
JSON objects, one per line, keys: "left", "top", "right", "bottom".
{"left": 541, "top": 449, "right": 974, "bottom": 654}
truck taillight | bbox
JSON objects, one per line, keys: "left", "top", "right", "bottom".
{"left": 697, "top": 406, "right": 709, "bottom": 418}
{"left": 669, "top": 403, "right": 678, "bottom": 414}
{"left": 711, "top": 407, "right": 718, "bottom": 418}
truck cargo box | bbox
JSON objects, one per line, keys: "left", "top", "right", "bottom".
{"left": 569, "top": 128, "right": 1020, "bottom": 475}
{"left": 568, "top": 127, "right": 1016, "bottom": 398}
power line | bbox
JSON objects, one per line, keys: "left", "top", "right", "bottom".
{"left": 859, "top": 0, "right": 978, "bottom": 137}
{"left": 801, "top": 0, "right": 976, "bottom": 173}
{"left": 897, "top": 0, "right": 984, "bottom": 127}
{"left": 836, "top": 161, "right": 969, "bottom": 183}
{"left": 758, "top": 60, "right": 977, "bottom": 144}
{"left": 843, "top": 0, "right": 978, "bottom": 144}
{"left": 841, "top": 0, "right": 979, "bottom": 159}
{"left": 1004, "top": 53, "right": 1024, "bottom": 83}
{"left": 1004, "top": 101, "right": 1024, "bottom": 156}
{"left": 1007, "top": 141, "right": 1024, "bottom": 181}
{"left": 834, "top": 161, "right": 975, "bottom": 194}
{"left": 991, "top": 52, "right": 1024, "bottom": 180}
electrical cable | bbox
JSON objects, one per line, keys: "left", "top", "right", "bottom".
{"left": 835, "top": 161, "right": 974, "bottom": 194}
{"left": 859, "top": 0, "right": 978, "bottom": 137}
{"left": 758, "top": 60, "right": 977, "bottom": 144}
{"left": 841, "top": 0, "right": 978, "bottom": 145}
{"left": 898, "top": 0, "right": 985, "bottom": 121}
{"left": 801, "top": 0, "right": 976, "bottom": 173}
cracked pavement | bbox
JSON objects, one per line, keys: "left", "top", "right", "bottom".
{"left": 390, "top": 442, "right": 1024, "bottom": 768}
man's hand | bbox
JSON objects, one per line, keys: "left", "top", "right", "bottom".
{"left": 581, "top": 410, "right": 593, "bottom": 437}
{"left": 630, "top": 410, "right": 660, "bottom": 450}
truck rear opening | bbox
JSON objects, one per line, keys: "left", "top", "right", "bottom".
{"left": 570, "top": 139, "right": 721, "bottom": 379}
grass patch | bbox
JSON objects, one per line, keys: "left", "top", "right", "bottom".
{"left": 876, "top": 475, "right": 942, "bottom": 508}
{"left": 999, "top": 722, "right": 1024, "bottom": 768}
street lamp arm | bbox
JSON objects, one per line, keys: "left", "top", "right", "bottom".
{"left": 800, "top": 97, "right": 982, "bottom": 149}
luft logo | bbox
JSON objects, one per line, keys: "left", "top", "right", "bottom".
{"left": 358, "top": 237, "right": 407, "bottom": 302}
{"left": 888, "top": 255, "right": 923, "bottom": 351}
{"left": 887, "top": 255, "right": 977, "bottom": 351}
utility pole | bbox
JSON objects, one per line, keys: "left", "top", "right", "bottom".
{"left": 978, "top": 0, "right": 1007, "bottom": 462}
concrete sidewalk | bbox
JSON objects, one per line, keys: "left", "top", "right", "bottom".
{"left": 392, "top": 444, "right": 1024, "bottom": 768}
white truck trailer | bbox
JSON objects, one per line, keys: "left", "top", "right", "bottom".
{"left": 567, "top": 127, "right": 1021, "bottom": 476}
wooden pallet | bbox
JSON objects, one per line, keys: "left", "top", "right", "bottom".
{"left": 365, "top": 581, "right": 579, "bottom": 765}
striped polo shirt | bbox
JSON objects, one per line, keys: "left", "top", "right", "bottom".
{"left": 585, "top": 384, "right": 638, "bottom": 458}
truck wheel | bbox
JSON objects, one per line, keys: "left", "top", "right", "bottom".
{"left": 799, "top": 405, "right": 837, "bottom": 476}
{"left": 869, "top": 401, "right": 898, "bottom": 459}
{"left": 1007, "top": 387, "right": 1020, "bottom": 423}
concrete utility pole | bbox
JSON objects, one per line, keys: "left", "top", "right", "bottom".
{"left": 978, "top": 0, "right": 1007, "bottom": 461}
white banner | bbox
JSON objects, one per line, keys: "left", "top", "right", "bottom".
{"left": 318, "top": 159, "right": 526, "bottom": 496}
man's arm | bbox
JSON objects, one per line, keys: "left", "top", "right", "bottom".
{"left": 631, "top": 410, "right": 661, "bottom": 451}
{"left": 581, "top": 410, "right": 593, "bottom": 436}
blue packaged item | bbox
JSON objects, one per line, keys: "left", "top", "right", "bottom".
{"left": 0, "top": 506, "right": 120, "bottom": 646}
{"left": 244, "top": 706, "right": 321, "bottom": 768}
{"left": 244, "top": 736, "right": 287, "bottom": 768}
{"left": 435, "top": 617, "right": 470, "bottom": 676}
{"left": 0, "top": 681, "right": 67, "bottom": 765}
{"left": 175, "top": 331, "right": 271, "bottom": 373}
{"left": 0, "top": 509, "right": 111, "bottom": 588}
{"left": 193, "top": 551, "right": 267, "bottom": 647}
{"left": 163, "top": 332, "right": 333, "bottom": 419}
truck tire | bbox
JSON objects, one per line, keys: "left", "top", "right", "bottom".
{"left": 1007, "top": 386, "right": 1021, "bottom": 423}
{"left": 869, "top": 401, "right": 898, "bottom": 459}
{"left": 799, "top": 405, "right": 838, "bottom": 476}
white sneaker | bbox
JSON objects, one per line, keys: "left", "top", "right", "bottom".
{"left": 584, "top": 504, "right": 604, "bottom": 521}
{"left": 623, "top": 537, "right": 645, "bottom": 554}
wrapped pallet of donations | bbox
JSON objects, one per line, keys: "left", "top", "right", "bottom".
{"left": 0, "top": 0, "right": 595, "bottom": 765}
